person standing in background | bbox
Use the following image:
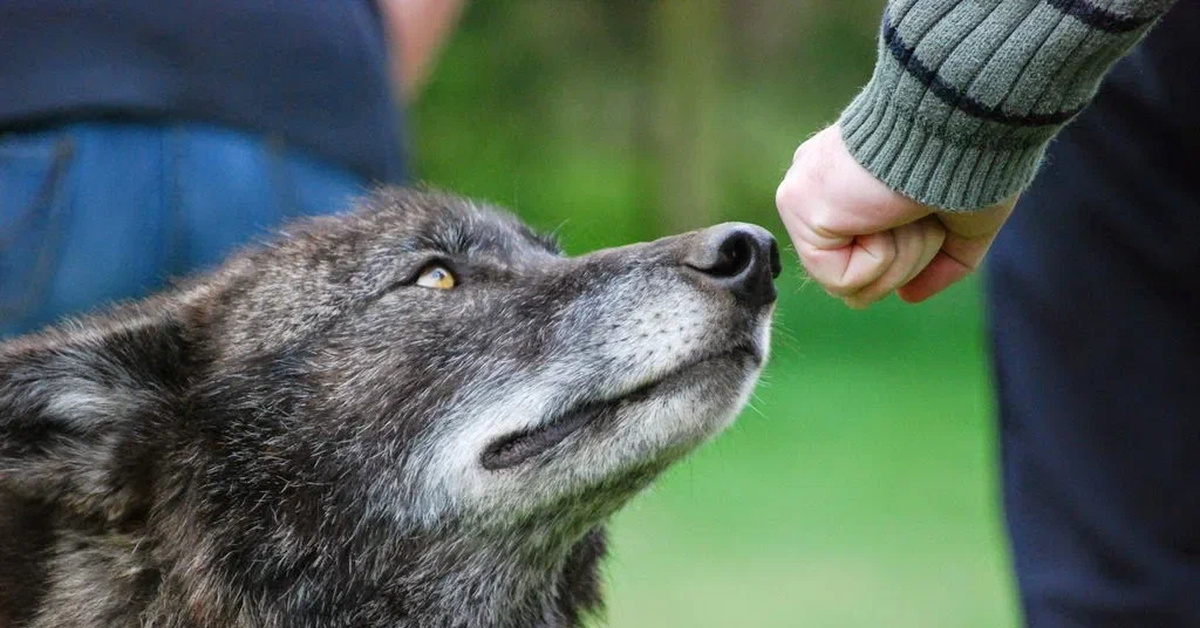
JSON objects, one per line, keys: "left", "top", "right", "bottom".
{"left": 0, "top": 4, "right": 464, "bottom": 614}
{"left": 0, "top": 0, "right": 465, "bottom": 338}
{"left": 776, "top": 1, "right": 1200, "bottom": 625}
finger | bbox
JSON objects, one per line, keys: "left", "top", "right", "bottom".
{"left": 897, "top": 211, "right": 1008, "bottom": 304}
{"left": 907, "top": 216, "right": 948, "bottom": 285}
{"left": 791, "top": 140, "right": 810, "bottom": 164}
{"left": 841, "top": 223, "right": 923, "bottom": 308}
{"left": 895, "top": 250, "right": 973, "bottom": 303}
{"left": 782, "top": 189, "right": 899, "bottom": 297}
{"left": 843, "top": 217, "right": 945, "bottom": 308}
{"left": 799, "top": 229, "right": 896, "bottom": 298}
{"left": 846, "top": 217, "right": 945, "bottom": 307}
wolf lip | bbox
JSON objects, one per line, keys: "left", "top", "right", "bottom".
{"left": 479, "top": 344, "right": 758, "bottom": 471}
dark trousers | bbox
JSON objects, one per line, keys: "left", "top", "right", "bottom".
{"left": 985, "top": 17, "right": 1200, "bottom": 623}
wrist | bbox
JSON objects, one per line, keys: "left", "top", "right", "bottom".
{"left": 839, "top": 87, "right": 1048, "bottom": 211}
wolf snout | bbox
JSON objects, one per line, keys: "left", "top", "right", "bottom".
{"left": 684, "top": 223, "right": 781, "bottom": 307}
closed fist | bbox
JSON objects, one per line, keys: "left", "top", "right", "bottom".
{"left": 775, "top": 126, "right": 1016, "bottom": 308}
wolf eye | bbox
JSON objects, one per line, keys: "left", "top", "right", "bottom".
{"left": 415, "top": 264, "right": 457, "bottom": 290}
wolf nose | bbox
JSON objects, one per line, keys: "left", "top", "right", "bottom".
{"left": 685, "top": 222, "right": 781, "bottom": 307}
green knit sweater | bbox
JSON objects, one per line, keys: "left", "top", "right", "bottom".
{"left": 840, "top": 0, "right": 1175, "bottom": 210}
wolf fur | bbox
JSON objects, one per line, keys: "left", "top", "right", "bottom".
{"left": 0, "top": 188, "right": 778, "bottom": 627}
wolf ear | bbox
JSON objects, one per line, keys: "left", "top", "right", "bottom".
{"left": 0, "top": 305, "right": 189, "bottom": 522}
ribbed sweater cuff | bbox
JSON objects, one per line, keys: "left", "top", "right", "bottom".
{"left": 840, "top": 84, "right": 1047, "bottom": 211}
{"left": 837, "top": 0, "right": 1174, "bottom": 211}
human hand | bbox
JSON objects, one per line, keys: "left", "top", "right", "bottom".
{"left": 380, "top": 0, "right": 468, "bottom": 101}
{"left": 775, "top": 126, "right": 1016, "bottom": 308}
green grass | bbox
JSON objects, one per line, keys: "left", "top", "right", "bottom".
{"left": 413, "top": 6, "right": 1020, "bottom": 621}
{"left": 595, "top": 270, "right": 1020, "bottom": 627}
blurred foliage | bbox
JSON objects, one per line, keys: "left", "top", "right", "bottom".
{"left": 412, "top": 1, "right": 1018, "bottom": 626}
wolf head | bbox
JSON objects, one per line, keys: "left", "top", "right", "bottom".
{"left": 0, "top": 189, "right": 778, "bottom": 627}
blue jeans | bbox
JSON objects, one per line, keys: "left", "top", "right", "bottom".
{"left": 0, "top": 121, "right": 373, "bottom": 338}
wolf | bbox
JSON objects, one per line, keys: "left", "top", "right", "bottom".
{"left": 0, "top": 188, "right": 779, "bottom": 627}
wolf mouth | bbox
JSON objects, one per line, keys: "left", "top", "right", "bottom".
{"left": 480, "top": 345, "right": 760, "bottom": 471}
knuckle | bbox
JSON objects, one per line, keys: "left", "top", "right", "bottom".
{"left": 826, "top": 283, "right": 857, "bottom": 297}
{"left": 833, "top": 268, "right": 873, "bottom": 294}
{"left": 815, "top": 266, "right": 857, "bottom": 295}
{"left": 806, "top": 207, "right": 842, "bottom": 241}
{"left": 792, "top": 143, "right": 807, "bottom": 163}
{"left": 843, "top": 295, "right": 872, "bottom": 310}
{"left": 827, "top": 283, "right": 857, "bottom": 299}
{"left": 775, "top": 174, "right": 814, "bottom": 217}
{"left": 897, "top": 236, "right": 926, "bottom": 266}
{"left": 774, "top": 177, "right": 796, "bottom": 212}
{"left": 795, "top": 257, "right": 835, "bottom": 289}
{"left": 819, "top": 275, "right": 855, "bottom": 297}
{"left": 869, "top": 234, "right": 898, "bottom": 267}
{"left": 794, "top": 254, "right": 820, "bottom": 277}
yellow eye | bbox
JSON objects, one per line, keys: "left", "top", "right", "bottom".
{"left": 415, "top": 264, "right": 457, "bottom": 290}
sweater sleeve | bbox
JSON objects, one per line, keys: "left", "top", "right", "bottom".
{"left": 838, "top": 0, "right": 1174, "bottom": 210}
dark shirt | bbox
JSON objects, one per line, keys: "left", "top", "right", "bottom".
{"left": 0, "top": 0, "right": 406, "bottom": 184}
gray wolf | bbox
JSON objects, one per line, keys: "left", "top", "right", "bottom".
{"left": 0, "top": 188, "right": 778, "bottom": 627}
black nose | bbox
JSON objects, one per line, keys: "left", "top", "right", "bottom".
{"left": 685, "top": 222, "right": 781, "bottom": 307}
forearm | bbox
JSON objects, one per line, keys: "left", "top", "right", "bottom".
{"left": 378, "top": 0, "right": 467, "bottom": 102}
{"left": 840, "top": 0, "right": 1175, "bottom": 210}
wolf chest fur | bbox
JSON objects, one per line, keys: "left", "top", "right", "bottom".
{"left": 0, "top": 189, "right": 779, "bottom": 627}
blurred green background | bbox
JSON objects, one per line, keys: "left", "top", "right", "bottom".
{"left": 412, "top": 2, "right": 1018, "bottom": 626}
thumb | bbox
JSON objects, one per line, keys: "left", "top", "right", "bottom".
{"left": 894, "top": 248, "right": 976, "bottom": 303}
{"left": 896, "top": 200, "right": 1016, "bottom": 303}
